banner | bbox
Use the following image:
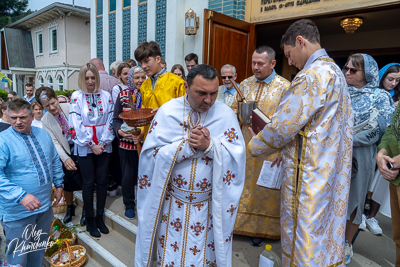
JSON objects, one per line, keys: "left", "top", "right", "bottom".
{"left": 0, "top": 72, "right": 12, "bottom": 87}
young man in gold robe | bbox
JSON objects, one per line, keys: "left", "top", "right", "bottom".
{"left": 232, "top": 46, "right": 290, "bottom": 245}
{"left": 134, "top": 41, "right": 186, "bottom": 139}
{"left": 248, "top": 19, "right": 353, "bottom": 267}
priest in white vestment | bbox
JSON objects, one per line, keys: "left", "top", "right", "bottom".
{"left": 135, "top": 64, "right": 246, "bottom": 267}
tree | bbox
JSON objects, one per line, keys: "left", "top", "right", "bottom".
{"left": 0, "top": 0, "right": 32, "bottom": 29}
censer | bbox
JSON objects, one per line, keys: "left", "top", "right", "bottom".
{"left": 231, "top": 79, "right": 258, "bottom": 124}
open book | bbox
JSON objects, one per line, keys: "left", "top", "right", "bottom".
{"left": 256, "top": 160, "right": 283, "bottom": 190}
{"left": 252, "top": 108, "right": 271, "bottom": 134}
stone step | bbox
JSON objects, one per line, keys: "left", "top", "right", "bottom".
{"left": 47, "top": 190, "right": 137, "bottom": 266}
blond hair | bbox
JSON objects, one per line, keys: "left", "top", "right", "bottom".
{"left": 78, "top": 63, "right": 101, "bottom": 93}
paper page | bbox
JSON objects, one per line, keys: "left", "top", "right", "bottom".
{"left": 259, "top": 254, "right": 274, "bottom": 267}
{"left": 256, "top": 160, "right": 281, "bottom": 190}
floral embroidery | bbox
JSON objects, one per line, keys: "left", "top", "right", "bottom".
{"left": 161, "top": 214, "right": 168, "bottom": 223}
{"left": 173, "top": 174, "right": 187, "bottom": 188}
{"left": 153, "top": 147, "right": 160, "bottom": 157}
{"left": 224, "top": 128, "right": 238, "bottom": 143}
{"left": 96, "top": 94, "right": 103, "bottom": 116}
{"left": 185, "top": 193, "right": 197, "bottom": 203}
{"left": 71, "top": 98, "right": 78, "bottom": 104}
{"left": 165, "top": 262, "right": 175, "bottom": 267}
{"left": 190, "top": 222, "right": 205, "bottom": 236}
{"left": 165, "top": 192, "right": 171, "bottom": 201}
{"left": 189, "top": 245, "right": 201, "bottom": 255}
{"left": 85, "top": 94, "right": 94, "bottom": 117}
{"left": 55, "top": 113, "right": 69, "bottom": 137}
{"left": 208, "top": 214, "right": 214, "bottom": 230}
{"left": 170, "top": 218, "right": 183, "bottom": 232}
{"left": 158, "top": 235, "right": 165, "bottom": 248}
{"left": 170, "top": 241, "right": 179, "bottom": 252}
{"left": 223, "top": 170, "right": 235, "bottom": 185}
{"left": 201, "top": 156, "right": 212, "bottom": 165}
{"left": 175, "top": 200, "right": 183, "bottom": 209}
{"left": 196, "top": 178, "right": 211, "bottom": 191}
{"left": 148, "top": 120, "right": 158, "bottom": 134}
{"left": 226, "top": 204, "right": 237, "bottom": 216}
{"left": 138, "top": 175, "right": 151, "bottom": 189}
{"left": 207, "top": 241, "right": 215, "bottom": 251}
{"left": 68, "top": 127, "right": 76, "bottom": 140}
{"left": 193, "top": 203, "right": 204, "bottom": 211}
{"left": 225, "top": 231, "right": 233, "bottom": 243}
{"left": 179, "top": 121, "right": 189, "bottom": 132}
{"left": 206, "top": 260, "right": 216, "bottom": 267}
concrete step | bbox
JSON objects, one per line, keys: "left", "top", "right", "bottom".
{"left": 47, "top": 190, "right": 137, "bottom": 266}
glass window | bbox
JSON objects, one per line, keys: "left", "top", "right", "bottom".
{"left": 37, "top": 32, "right": 43, "bottom": 55}
{"left": 48, "top": 76, "right": 53, "bottom": 89}
{"left": 49, "top": 27, "right": 57, "bottom": 53}
{"left": 110, "top": 0, "right": 116, "bottom": 12}
{"left": 58, "top": 75, "right": 64, "bottom": 91}
{"left": 97, "top": 0, "right": 103, "bottom": 16}
{"left": 123, "top": 0, "right": 131, "bottom": 8}
{"left": 39, "top": 76, "right": 44, "bottom": 87}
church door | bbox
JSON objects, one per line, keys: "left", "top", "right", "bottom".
{"left": 202, "top": 9, "right": 255, "bottom": 84}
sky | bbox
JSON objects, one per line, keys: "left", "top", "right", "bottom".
{"left": 28, "top": 0, "right": 91, "bottom": 11}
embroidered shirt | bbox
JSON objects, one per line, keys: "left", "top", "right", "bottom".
{"left": 55, "top": 112, "right": 69, "bottom": 138}
{"left": 150, "top": 68, "right": 167, "bottom": 89}
{"left": 0, "top": 127, "right": 63, "bottom": 222}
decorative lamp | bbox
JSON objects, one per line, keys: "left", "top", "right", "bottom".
{"left": 340, "top": 18, "right": 363, "bottom": 34}
{"left": 185, "top": 8, "right": 199, "bottom": 35}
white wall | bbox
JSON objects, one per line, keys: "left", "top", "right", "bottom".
{"left": 65, "top": 16, "right": 90, "bottom": 65}
{"left": 90, "top": 0, "right": 96, "bottom": 59}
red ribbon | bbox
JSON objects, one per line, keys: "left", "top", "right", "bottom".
{"left": 84, "top": 123, "right": 106, "bottom": 145}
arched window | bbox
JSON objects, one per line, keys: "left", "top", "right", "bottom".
{"left": 58, "top": 75, "right": 64, "bottom": 91}
{"left": 39, "top": 76, "right": 44, "bottom": 87}
{"left": 47, "top": 76, "right": 53, "bottom": 89}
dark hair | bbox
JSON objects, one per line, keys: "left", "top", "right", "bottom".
{"left": 187, "top": 64, "right": 219, "bottom": 88}
{"left": 7, "top": 99, "right": 32, "bottom": 115}
{"left": 254, "top": 45, "right": 276, "bottom": 62}
{"left": 35, "top": 87, "right": 58, "bottom": 106}
{"left": 379, "top": 65, "right": 400, "bottom": 102}
{"left": 0, "top": 102, "right": 8, "bottom": 117}
{"left": 134, "top": 41, "right": 161, "bottom": 63}
{"left": 185, "top": 53, "right": 198, "bottom": 64}
{"left": 8, "top": 91, "right": 17, "bottom": 96}
{"left": 31, "top": 101, "right": 43, "bottom": 110}
{"left": 25, "top": 83, "right": 33, "bottom": 88}
{"left": 117, "top": 62, "right": 132, "bottom": 84}
{"left": 125, "top": 59, "right": 137, "bottom": 67}
{"left": 65, "top": 92, "right": 72, "bottom": 99}
{"left": 171, "top": 64, "right": 186, "bottom": 80}
{"left": 281, "top": 19, "right": 320, "bottom": 48}
{"left": 346, "top": 54, "right": 365, "bottom": 80}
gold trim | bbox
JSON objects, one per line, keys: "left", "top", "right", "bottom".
{"left": 170, "top": 183, "right": 211, "bottom": 195}
{"left": 168, "top": 191, "right": 211, "bottom": 205}
{"left": 247, "top": 146, "right": 258, "bottom": 157}
{"left": 203, "top": 202, "right": 211, "bottom": 266}
{"left": 328, "top": 260, "right": 343, "bottom": 267}
{"left": 260, "top": 135, "right": 278, "bottom": 150}
{"left": 137, "top": 0, "right": 147, "bottom": 5}
{"left": 161, "top": 196, "right": 173, "bottom": 266}
{"left": 282, "top": 250, "right": 291, "bottom": 259}
{"left": 189, "top": 158, "right": 198, "bottom": 190}
{"left": 289, "top": 120, "right": 311, "bottom": 266}
{"left": 146, "top": 139, "right": 185, "bottom": 267}
{"left": 181, "top": 204, "right": 191, "bottom": 266}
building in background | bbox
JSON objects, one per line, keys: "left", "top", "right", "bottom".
{"left": 0, "top": 3, "right": 90, "bottom": 95}
{"left": 92, "top": 0, "right": 400, "bottom": 85}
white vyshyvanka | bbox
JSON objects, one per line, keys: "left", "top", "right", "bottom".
{"left": 135, "top": 96, "right": 246, "bottom": 267}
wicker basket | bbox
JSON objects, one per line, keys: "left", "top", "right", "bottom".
{"left": 50, "top": 240, "right": 86, "bottom": 267}
{"left": 119, "top": 108, "right": 155, "bottom": 127}
{"left": 51, "top": 189, "right": 76, "bottom": 215}
{"left": 45, "top": 219, "right": 77, "bottom": 257}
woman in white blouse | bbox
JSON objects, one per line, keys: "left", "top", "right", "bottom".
{"left": 111, "top": 62, "right": 131, "bottom": 104}
{"left": 69, "top": 63, "right": 115, "bottom": 237}
{"left": 31, "top": 101, "right": 43, "bottom": 128}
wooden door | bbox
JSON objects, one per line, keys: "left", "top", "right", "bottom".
{"left": 203, "top": 9, "right": 255, "bottom": 84}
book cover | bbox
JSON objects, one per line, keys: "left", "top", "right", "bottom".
{"left": 252, "top": 108, "right": 271, "bottom": 134}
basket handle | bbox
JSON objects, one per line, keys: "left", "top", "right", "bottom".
{"left": 58, "top": 239, "right": 76, "bottom": 266}
{"left": 50, "top": 218, "right": 62, "bottom": 236}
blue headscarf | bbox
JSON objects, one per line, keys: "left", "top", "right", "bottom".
{"left": 379, "top": 63, "right": 400, "bottom": 97}
{"left": 349, "top": 54, "right": 394, "bottom": 127}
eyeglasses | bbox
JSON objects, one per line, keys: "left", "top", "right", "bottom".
{"left": 221, "top": 76, "right": 233, "bottom": 80}
{"left": 343, "top": 66, "right": 360, "bottom": 75}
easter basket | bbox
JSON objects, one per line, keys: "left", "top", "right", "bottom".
{"left": 45, "top": 219, "right": 77, "bottom": 258}
{"left": 51, "top": 187, "right": 75, "bottom": 215}
{"left": 119, "top": 108, "right": 155, "bottom": 127}
{"left": 50, "top": 240, "right": 86, "bottom": 267}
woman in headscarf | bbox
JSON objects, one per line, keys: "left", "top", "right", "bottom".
{"left": 344, "top": 53, "right": 395, "bottom": 264}
{"left": 361, "top": 63, "right": 400, "bottom": 235}
{"left": 113, "top": 66, "right": 146, "bottom": 219}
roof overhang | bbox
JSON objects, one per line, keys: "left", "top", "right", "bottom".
{"left": 7, "top": 3, "right": 90, "bottom": 30}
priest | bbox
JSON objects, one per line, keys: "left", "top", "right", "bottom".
{"left": 134, "top": 64, "right": 246, "bottom": 267}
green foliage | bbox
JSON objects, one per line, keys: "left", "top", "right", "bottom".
{"left": 55, "top": 89, "right": 76, "bottom": 96}
{"left": 0, "top": 89, "right": 8, "bottom": 102}
{"left": 0, "top": 0, "right": 31, "bottom": 29}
